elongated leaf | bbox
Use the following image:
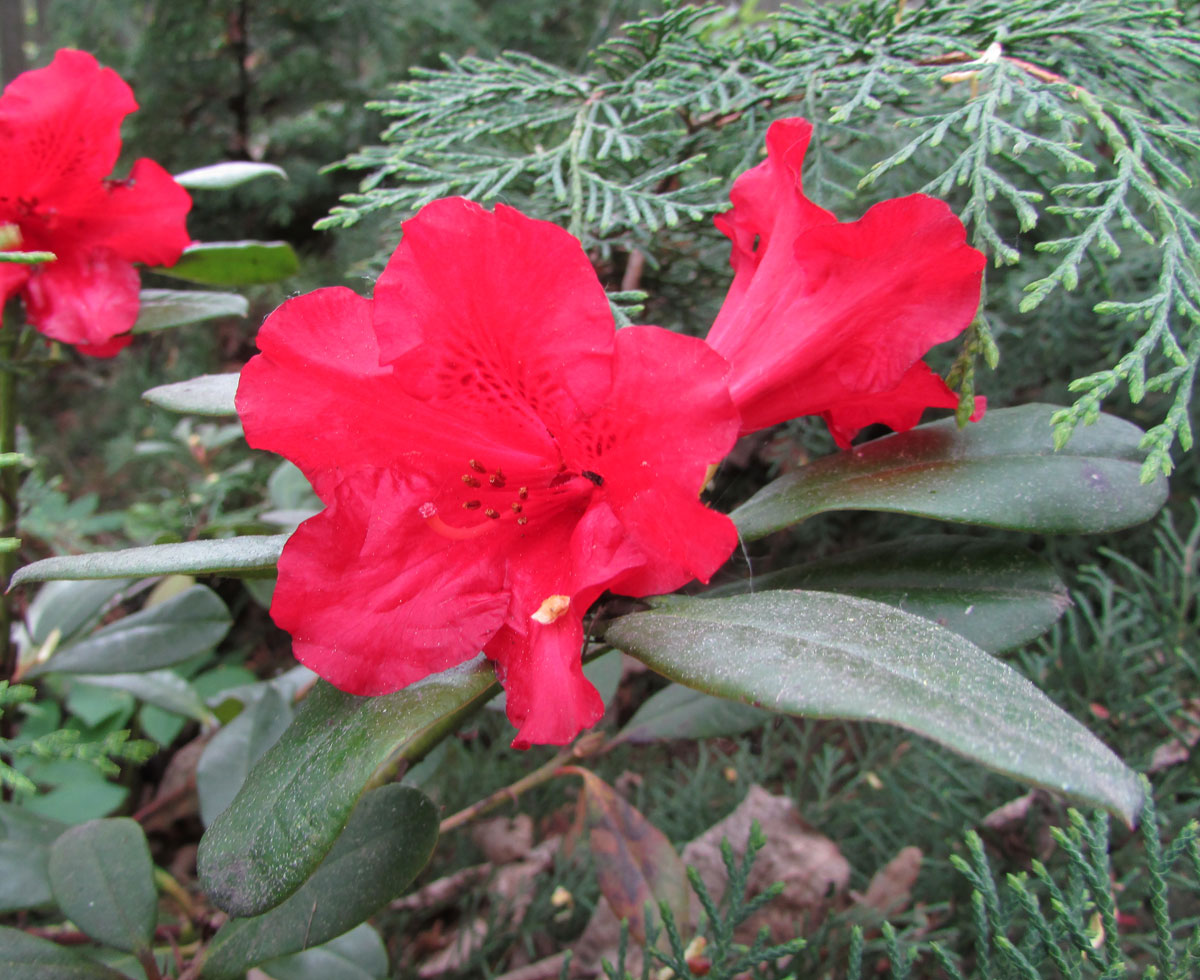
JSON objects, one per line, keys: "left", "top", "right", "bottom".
{"left": 48, "top": 818, "right": 157, "bottom": 953}
{"left": 607, "top": 592, "right": 1142, "bottom": 823}
{"left": 154, "top": 240, "right": 299, "bottom": 286}
{"left": 615, "top": 683, "right": 772, "bottom": 744}
{"left": 0, "top": 926, "right": 129, "bottom": 980}
{"left": 11, "top": 535, "right": 288, "bottom": 586}
{"left": 718, "top": 537, "right": 1070, "bottom": 653}
{"left": 25, "top": 579, "right": 134, "bottom": 647}
{"left": 0, "top": 805, "right": 67, "bottom": 913}
{"left": 175, "top": 161, "right": 288, "bottom": 190}
{"left": 133, "top": 289, "right": 249, "bottom": 333}
{"left": 27, "top": 585, "right": 231, "bottom": 677}
{"left": 731, "top": 405, "right": 1168, "bottom": 540}
{"left": 567, "top": 768, "right": 689, "bottom": 944}
{"left": 200, "top": 785, "right": 438, "bottom": 980}
{"left": 259, "top": 925, "right": 389, "bottom": 980}
{"left": 78, "top": 671, "right": 212, "bottom": 722}
{"left": 197, "top": 686, "right": 295, "bottom": 825}
{"left": 143, "top": 373, "right": 239, "bottom": 416}
{"left": 199, "top": 659, "right": 497, "bottom": 916}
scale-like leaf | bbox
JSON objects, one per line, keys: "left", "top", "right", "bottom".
{"left": 47, "top": 819, "right": 157, "bottom": 953}
{"left": 607, "top": 591, "right": 1142, "bottom": 823}
{"left": 198, "top": 660, "right": 497, "bottom": 917}
{"left": 26, "top": 585, "right": 231, "bottom": 677}
{"left": 731, "top": 405, "right": 1168, "bottom": 540}
{"left": 142, "top": 373, "right": 239, "bottom": 416}
{"left": 153, "top": 240, "right": 299, "bottom": 286}
{"left": 11, "top": 535, "right": 288, "bottom": 586}
{"left": 720, "top": 537, "right": 1070, "bottom": 653}
{"left": 200, "top": 785, "right": 437, "bottom": 980}
{"left": 175, "top": 162, "right": 288, "bottom": 190}
{"left": 132, "top": 289, "right": 249, "bottom": 333}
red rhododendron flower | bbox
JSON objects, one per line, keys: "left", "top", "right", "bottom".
{"left": 706, "top": 117, "right": 986, "bottom": 445}
{"left": 0, "top": 49, "right": 192, "bottom": 356}
{"left": 237, "top": 198, "right": 740, "bottom": 748}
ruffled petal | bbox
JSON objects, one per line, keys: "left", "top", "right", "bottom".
{"left": 486, "top": 501, "right": 641, "bottom": 747}
{"left": 706, "top": 118, "right": 985, "bottom": 436}
{"left": 0, "top": 261, "right": 29, "bottom": 307}
{"left": 562, "top": 325, "right": 740, "bottom": 590}
{"left": 489, "top": 615, "right": 603, "bottom": 749}
{"left": 374, "top": 198, "right": 615, "bottom": 447}
{"left": 62, "top": 159, "right": 192, "bottom": 266}
{"left": 821, "top": 360, "right": 986, "bottom": 448}
{"left": 0, "top": 50, "right": 136, "bottom": 206}
{"left": 21, "top": 246, "right": 139, "bottom": 352}
{"left": 272, "top": 468, "right": 511, "bottom": 695}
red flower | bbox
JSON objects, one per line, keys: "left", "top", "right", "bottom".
{"left": 706, "top": 118, "right": 986, "bottom": 446}
{"left": 237, "top": 198, "right": 739, "bottom": 747}
{"left": 0, "top": 49, "right": 191, "bottom": 356}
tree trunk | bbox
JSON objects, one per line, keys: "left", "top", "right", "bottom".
{"left": 0, "top": 0, "right": 30, "bottom": 84}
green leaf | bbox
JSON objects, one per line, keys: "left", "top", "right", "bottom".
{"left": 154, "top": 240, "right": 299, "bottom": 286}
{"left": 259, "top": 925, "right": 389, "bottom": 980}
{"left": 721, "top": 537, "right": 1070, "bottom": 653}
{"left": 200, "top": 785, "right": 438, "bottom": 980}
{"left": 27, "top": 585, "right": 232, "bottom": 678}
{"left": 78, "top": 672, "right": 212, "bottom": 722}
{"left": 142, "top": 373, "right": 239, "bottom": 417}
{"left": 197, "top": 686, "right": 295, "bottom": 826}
{"left": 11, "top": 535, "right": 289, "bottom": 586}
{"left": 607, "top": 591, "right": 1142, "bottom": 823}
{"left": 175, "top": 161, "right": 288, "bottom": 190}
{"left": 0, "top": 805, "right": 67, "bottom": 913}
{"left": 198, "top": 660, "right": 496, "bottom": 917}
{"left": 48, "top": 818, "right": 157, "bottom": 953}
{"left": 25, "top": 579, "right": 134, "bottom": 647}
{"left": 0, "top": 926, "right": 130, "bottom": 980}
{"left": 730, "top": 405, "right": 1168, "bottom": 540}
{"left": 615, "top": 683, "right": 772, "bottom": 744}
{"left": 132, "top": 289, "right": 249, "bottom": 333}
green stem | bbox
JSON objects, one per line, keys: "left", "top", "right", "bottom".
{"left": 0, "top": 307, "right": 18, "bottom": 687}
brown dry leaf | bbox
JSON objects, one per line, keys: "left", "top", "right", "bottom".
{"left": 853, "top": 846, "right": 922, "bottom": 916}
{"left": 982, "top": 791, "right": 1038, "bottom": 829}
{"left": 407, "top": 838, "right": 560, "bottom": 977}
{"left": 1148, "top": 699, "right": 1200, "bottom": 773}
{"left": 682, "top": 784, "right": 849, "bottom": 942}
{"left": 566, "top": 784, "right": 849, "bottom": 978}
{"left": 472, "top": 813, "right": 534, "bottom": 864}
{"left": 137, "top": 730, "right": 212, "bottom": 832}
{"left": 565, "top": 766, "right": 689, "bottom": 945}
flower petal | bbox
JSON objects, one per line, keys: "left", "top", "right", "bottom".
{"left": 374, "top": 198, "right": 615, "bottom": 443}
{"left": 489, "top": 615, "right": 603, "bottom": 749}
{"left": 271, "top": 468, "right": 511, "bottom": 695}
{"left": 820, "top": 360, "right": 985, "bottom": 448}
{"left": 565, "top": 325, "right": 740, "bottom": 590}
{"left": 22, "top": 246, "right": 140, "bottom": 352}
{"left": 706, "top": 117, "right": 985, "bottom": 436}
{"left": 65, "top": 158, "right": 192, "bottom": 266}
{"left": 0, "top": 49, "right": 137, "bottom": 206}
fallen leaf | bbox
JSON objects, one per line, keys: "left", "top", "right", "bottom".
{"left": 853, "top": 846, "right": 922, "bottom": 916}
{"left": 564, "top": 767, "right": 689, "bottom": 945}
{"left": 471, "top": 814, "right": 534, "bottom": 864}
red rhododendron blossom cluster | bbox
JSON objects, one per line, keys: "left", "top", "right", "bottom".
{"left": 706, "top": 117, "right": 986, "bottom": 445}
{"left": 0, "top": 49, "right": 192, "bottom": 356}
{"left": 237, "top": 198, "right": 741, "bottom": 748}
